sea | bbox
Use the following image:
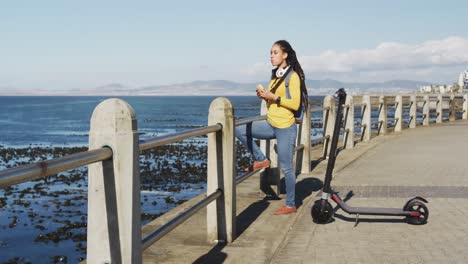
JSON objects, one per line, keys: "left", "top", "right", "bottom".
{"left": 0, "top": 96, "right": 326, "bottom": 148}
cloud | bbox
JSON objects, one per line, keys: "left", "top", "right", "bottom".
{"left": 241, "top": 62, "right": 271, "bottom": 76}
{"left": 301, "top": 36, "right": 468, "bottom": 73}
{"left": 244, "top": 36, "right": 468, "bottom": 82}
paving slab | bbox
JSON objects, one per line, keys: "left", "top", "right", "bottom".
{"left": 272, "top": 120, "right": 468, "bottom": 264}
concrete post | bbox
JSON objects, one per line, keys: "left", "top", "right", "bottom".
{"left": 299, "top": 99, "right": 311, "bottom": 173}
{"left": 409, "top": 95, "right": 417, "bottom": 128}
{"left": 207, "top": 97, "right": 236, "bottom": 244}
{"left": 259, "top": 100, "right": 281, "bottom": 195}
{"left": 323, "top": 95, "right": 335, "bottom": 157}
{"left": 362, "top": 95, "right": 371, "bottom": 141}
{"left": 449, "top": 95, "right": 456, "bottom": 121}
{"left": 394, "top": 95, "right": 403, "bottom": 132}
{"left": 463, "top": 95, "right": 468, "bottom": 120}
{"left": 88, "top": 99, "right": 141, "bottom": 264}
{"left": 436, "top": 95, "right": 443, "bottom": 123}
{"left": 344, "top": 95, "right": 354, "bottom": 149}
{"left": 378, "top": 95, "right": 387, "bottom": 135}
{"left": 206, "top": 97, "right": 236, "bottom": 243}
{"left": 423, "top": 95, "right": 430, "bottom": 126}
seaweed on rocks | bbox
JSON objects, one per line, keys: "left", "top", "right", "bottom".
{"left": 34, "top": 221, "right": 87, "bottom": 243}
{"left": 0, "top": 198, "right": 6, "bottom": 208}
{"left": 0, "top": 141, "right": 255, "bottom": 262}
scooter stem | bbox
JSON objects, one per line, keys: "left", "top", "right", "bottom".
{"left": 322, "top": 88, "right": 347, "bottom": 194}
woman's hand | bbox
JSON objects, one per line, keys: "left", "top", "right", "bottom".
{"left": 255, "top": 86, "right": 264, "bottom": 99}
{"left": 256, "top": 89, "right": 278, "bottom": 101}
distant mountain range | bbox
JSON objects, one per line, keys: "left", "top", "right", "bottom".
{"left": 1, "top": 79, "right": 433, "bottom": 96}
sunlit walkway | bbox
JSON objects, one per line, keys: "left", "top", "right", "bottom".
{"left": 142, "top": 120, "right": 468, "bottom": 264}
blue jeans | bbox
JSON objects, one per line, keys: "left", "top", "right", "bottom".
{"left": 235, "top": 121, "right": 297, "bottom": 207}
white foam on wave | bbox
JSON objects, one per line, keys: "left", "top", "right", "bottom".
{"left": 0, "top": 142, "right": 88, "bottom": 149}
{"left": 43, "top": 131, "right": 89, "bottom": 136}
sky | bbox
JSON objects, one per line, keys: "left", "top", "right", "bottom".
{"left": 1, "top": 0, "right": 468, "bottom": 91}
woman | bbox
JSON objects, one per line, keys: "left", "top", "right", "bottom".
{"left": 235, "top": 40, "right": 308, "bottom": 215}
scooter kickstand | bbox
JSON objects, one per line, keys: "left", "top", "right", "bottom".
{"left": 354, "top": 214, "right": 359, "bottom": 227}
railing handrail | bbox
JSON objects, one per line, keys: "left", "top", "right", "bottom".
{"left": 141, "top": 189, "right": 222, "bottom": 250}
{"left": 235, "top": 115, "right": 266, "bottom": 126}
{"left": 0, "top": 148, "right": 112, "bottom": 188}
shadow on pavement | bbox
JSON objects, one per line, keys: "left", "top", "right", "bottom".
{"left": 193, "top": 200, "right": 270, "bottom": 263}
{"left": 294, "top": 177, "right": 323, "bottom": 208}
{"left": 310, "top": 157, "right": 326, "bottom": 171}
{"left": 193, "top": 242, "right": 227, "bottom": 264}
{"left": 333, "top": 213, "right": 407, "bottom": 224}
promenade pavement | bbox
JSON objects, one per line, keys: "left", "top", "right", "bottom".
{"left": 142, "top": 120, "right": 468, "bottom": 263}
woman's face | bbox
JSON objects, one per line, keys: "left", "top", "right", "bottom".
{"left": 270, "top": 44, "right": 288, "bottom": 67}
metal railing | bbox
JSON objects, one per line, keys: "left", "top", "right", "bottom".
{"left": 322, "top": 93, "right": 468, "bottom": 151}
{"left": 0, "top": 148, "right": 112, "bottom": 188}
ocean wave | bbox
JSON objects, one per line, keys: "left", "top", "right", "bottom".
{"left": 43, "top": 131, "right": 89, "bottom": 136}
{"left": 0, "top": 120, "right": 29, "bottom": 125}
{"left": 0, "top": 142, "right": 88, "bottom": 149}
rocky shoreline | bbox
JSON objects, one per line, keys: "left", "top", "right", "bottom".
{"left": 0, "top": 142, "right": 250, "bottom": 263}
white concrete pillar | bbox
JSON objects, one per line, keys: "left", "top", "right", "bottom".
{"left": 362, "top": 95, "right": 371, "bottom": 141}
{"left": 378, "top": 96, "right": 387, "bottom": 135}
{"left": 207, "top": 97, "right": 236, "bottom": 244}
{"left": 436, "top": 95, "right": 443, "bottom": 123}
{"left": 394, "top": 95, "right": 403, "bottom": 132}
{"left": 344, "top": 95, "right": 354, "bottom": 149}
{"left": 299, "top": 98, "right": 311, "bottom": 173}
{"left": 463, "top": 95, "right": 468, "bottom": 120}
{"left": 409, "top": 95, "right": 417, "bottom": 128}
{"left": 423, "top": 95, "right": 430, "bottom": 126}
{"left": 88, "top": 99, "right": 141, "bottom": 264}
{"left": 449, "top": 95, "right": 456, "bottom": 121}
{"left": 323, "top": 95, "right": 335, "bottom": 157}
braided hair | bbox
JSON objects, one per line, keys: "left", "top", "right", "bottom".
{"left": 271, "top": 40, "right": 309, "bottom": 108}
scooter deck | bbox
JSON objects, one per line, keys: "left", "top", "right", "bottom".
{"left": 332, "top": 194, "right": 412, "bottom": 216}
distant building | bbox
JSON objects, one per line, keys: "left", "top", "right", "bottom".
{"left": 439, "top": 85, "right": 453, "bottom": 93}
{"left": 419, "top": 84, "right": 454, "bottom": 94}
{"left": 459, "top": 70, "right": 468, "bottom": 90}
{"left": 418, "top": 70, "right": 468, "bottom": 94}
{"left": 419, "top": 85, "right": 433, "bottom": 93}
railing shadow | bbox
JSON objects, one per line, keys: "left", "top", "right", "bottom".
{"left": 294, "top": 177, "right": 323, "bottom": 208}
{"left": 194, "top": 177, "right": 324, "bottom": 262}
{"left": 310, "top": 157, "right": 326, "bottom": 171}
{"left": 193, "top": 200, "right": 271, "bottom": 263}
{"left": 193, "top": 242, "right": 228, "bottom": 264}
{"left": 236, "top": 200, "right": 271, "bottom": 236}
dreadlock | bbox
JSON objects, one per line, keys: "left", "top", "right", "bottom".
{"left": 271, "top": 40, "right": 309, "bottom": 108}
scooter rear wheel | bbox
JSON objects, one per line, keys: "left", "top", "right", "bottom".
{"left": 311, "top": 200, "right": 333, "bottom": 224}
{"left": 404, "top": 200, "right": 429, "bottom": 225}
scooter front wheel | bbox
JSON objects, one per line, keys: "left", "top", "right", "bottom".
{"left": 311, "top": 199, "right": 333, "bottom": 224}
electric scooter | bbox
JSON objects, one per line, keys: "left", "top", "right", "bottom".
{"left": 311, "top": 88, "right": 429, "bottom": 225}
